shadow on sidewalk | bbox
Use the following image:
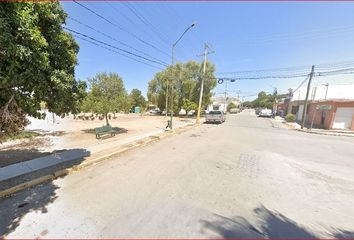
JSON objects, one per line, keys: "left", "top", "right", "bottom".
{"left": 200, "top": 205, "right": 354, "bottom": 238}
{"left": 0, "top": 181, "right": 58, "bottom": 237}
{"left": 0, "top": 148, "right": 65, "bottom": 168}
{"left": 0, "top": 149, "right": 90, "bottom": 237}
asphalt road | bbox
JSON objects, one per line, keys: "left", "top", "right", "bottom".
{"left": 1, "top": 110, "right": 354, "bottom": 238}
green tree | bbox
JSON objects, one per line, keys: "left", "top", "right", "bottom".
{"left": 83, "top": 72, "right": 128, "bottom": 125}
{"left": 242, "top": 101, "right": 253, "bottom": 108}
{"left": 0, "top": 2, "right": 86, "bottom": 138}
{"left": 147, "top": 61, "right": 217, "bottom": 114}
{"left": 129, "top": 89, "right": 146, "bottom": 111}
{"left": 251, "top": 91, "right": 277, "bottom": 109}
{"left": 182, "top": 99, "right": 197, "bottom": 116}
{"left": 147, "top": 68, "right": 170, "bottom": 110}
{"left": 227, "top": 102, "right": 237, "bottom": 112}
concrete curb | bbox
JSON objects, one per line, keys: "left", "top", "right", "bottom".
{"left": 0, "top": 123, "right": 196, "bottom": 199}
{"left": 280, "top": 121, "right": 354, "bottom": 137}
{"left": 270, "top": 119, "right": 354, "bottom": 137}
{"left": 269, "top": 119, "right": 292, "bottom": 130}
{"left": 293, "top": 128, "right": 354, "bottom": 137}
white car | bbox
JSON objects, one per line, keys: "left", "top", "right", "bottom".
{"left": 259, "top": 108, "right": 272, "bottom": 117}
{"left": 206, "top": 110, "right": 226, "bottom": 123}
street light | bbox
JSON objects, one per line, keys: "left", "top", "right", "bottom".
{"left": 167, "top": 22, "right": 196, "bottom": 129}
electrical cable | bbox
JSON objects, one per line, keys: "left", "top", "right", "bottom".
{"left": 121, "top": 2, "right": 171, "bottom": 46}
{"left": 63, "top": 27, "right": 168, "bottom": 67}
{"left": 68, "top": 16, "right": 168, "bottom": 66}
{"left": 72, "top": 34, "right": 164, "bottom": 70}
{"left": 292, "top": 75, "right": 310, "bottom": 93}
{"left": 73, "top": 1, "right": 171, "bottom": 57}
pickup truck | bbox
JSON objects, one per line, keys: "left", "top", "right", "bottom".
{"left": 206, "top": 110, "right": 226, "bottom": 124}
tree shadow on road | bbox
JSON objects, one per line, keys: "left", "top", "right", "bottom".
{"left": 200, "top": 214, "right": 263, "bottom": 238}
{"left": 0, "top": 181, "right": 58, "bottom": 237}
{"left": 200, "top": 205, "right": 354, "bottom": 239}
{"left": 0, "top": 149, "right": 90, "bottom": 237}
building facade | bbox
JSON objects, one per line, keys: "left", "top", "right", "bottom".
{"left": 207, "top": 96, "right": 240, "bottom": 112}
{"left": 283, "top": 84, "right": 354, "bottom": 130}
{"left": 306, "top": 100, "right": 354, "bottom": 130}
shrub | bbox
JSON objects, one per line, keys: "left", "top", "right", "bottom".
{"left": 1, "top": 130, "right": 41, "bottom": 143}
{"left": 285, "top": 113, "right": 296, "bottom": 122}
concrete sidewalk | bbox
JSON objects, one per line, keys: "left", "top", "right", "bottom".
{"left": 295, "top": 128, "right": 354, "bottom": 137}
{"left": 0, "top": 149, "right": 90, "bottom": 182}
{"left": 0, "top": 121, "right": 194, "bottom": 185}
{"left": 270, "top": 117, "right": 354, "bottom": 137}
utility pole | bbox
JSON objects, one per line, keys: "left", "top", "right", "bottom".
{"left": 224, "top": 80, "right": 228, "bottom": 112}
{"left": 196, "top": 43, "right": 214, "bottom": 124}
{"left": 165, "top": 79, "right": 169, "bottom": 117}
{"left": 169, "top": 46, "right": 174, "bottom": 120}
{"left": 301, "top": 65, "right": 315, "bottom": 129}
{"left": 287, "top": 88, "right": 293, "bottom": 115}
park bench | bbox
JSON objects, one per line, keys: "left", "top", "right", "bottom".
{"left": 95, "top": 125, "right": 117, "bottom": 139}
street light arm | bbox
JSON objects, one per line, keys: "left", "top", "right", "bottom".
{"left": 173, "top": 22, "right": 196, "bottom": 47}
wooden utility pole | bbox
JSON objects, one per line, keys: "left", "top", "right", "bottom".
{"left": 301, "top": 65, "right": 315, "bottom": 129}
{"left": 196, "top": 44, "right": 214, "bottom": 124}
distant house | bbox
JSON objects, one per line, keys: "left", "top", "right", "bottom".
{"left": 206, "top": 96, "right": 240, "bottom": 112}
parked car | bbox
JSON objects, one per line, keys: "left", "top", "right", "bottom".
{"left": 255, "top": 107, "right": 262, "bottom": 115}
{"left": 187, "top": 110, "right": 196, "bottom": 116}
{"left": 206, "top": 110, "right": 226, "bottom": 124}
{"left": 259, "top": 108, "right": 272, "bottom": 117}
{"left": 229, "top": 108, "right": 240, "bottom": 114}
{"left": 149, "top": 109, "right": 162, "bottom": 115}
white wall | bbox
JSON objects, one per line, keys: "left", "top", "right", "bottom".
{"left": 207, "top": 103, "right": 226, "bottom": 112}
{"left": 292, "top": 84, "right": 354, "bottom": 101}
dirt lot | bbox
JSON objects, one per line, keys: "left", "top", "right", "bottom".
{"left": 0, "top": 114, "right": 194, "bottom": 167}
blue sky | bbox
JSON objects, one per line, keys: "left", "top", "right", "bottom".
{"left": 62, "top": 1, "right": 354, "bottom": 100}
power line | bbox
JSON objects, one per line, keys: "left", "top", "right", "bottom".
{"left": 107, "top": 1, "right": 171, "bottom": 48}
{"left": 217, "top": 60, "right": 354, "bottom": 76}
{"left": 216, "top": 74, "right": 309, "bottom": 80}
{"left": 73, "top": 1, "right": 170, "bottom": 57}
{"left": 63, "top": 27, "right": 168, "bottom": 67}
{"left": 217, "top": 66, "right": 311, "bottom": 76}
{"left": 290, "top": 67, "right": 354, "bottom": 94}
{"left": 161, "top": 2, "right": 204, "bottom": 47}
{"left": 216, "top": 68, "right": 354, "bottom": 82}
{"left": 292, "top": 75, "right": 310, "bottom": 93}
{"left": 155, "top": 2, "right": 197, "bottom": 61}
{"left": 317, "top": 67, "right": 354, "bottom": 75}
{"left": 121, "top": 2, "right": 171, "bottom": 46}
{"left": 240, "top": 24, "right": 354, "bottom": 46}
{"left": 72, "top": 34, "right": 164, "bottom": 70}
{"left": 105, "top": 1, "right": 136, "bottom": 26}
{"left": 68, "top": 16, "right": 168, "bottom": 66}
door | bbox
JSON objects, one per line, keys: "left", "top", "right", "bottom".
{"left": 332, "top": 107, "right": 354, "bottom": 129}
{"left": 297, "top": 105, "right": 304, "bottom": 121}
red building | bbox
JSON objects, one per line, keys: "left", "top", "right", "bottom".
{"left": 306, "top": 100, "right": 354, "bottom": 130}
